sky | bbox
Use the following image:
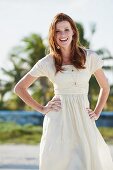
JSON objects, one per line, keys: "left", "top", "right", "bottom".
{"left": 0, "top": 0, "right": 113, "bottom": 79}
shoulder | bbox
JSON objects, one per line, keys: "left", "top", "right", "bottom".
{"left": 28, "top": 54, "right": 55, "bottom": 78}
{"left": 85, "top": 48, "right": 100, "bottom": 63}
{"left": 38, "top": 54, "right": 54, "bottom": 66}
{"left": 38, "top": 54, "right": 55, "bottom": 74}
{"left": 85, "top": 48, "right": 97, "bottom": 56}
{"left": 84, "top": 49, "right": 104, "bottom": 74}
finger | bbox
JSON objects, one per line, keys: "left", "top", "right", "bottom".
{"left": 90, "top": 113, "right": 96, "bottom": 119}
{"left": 50, "top": 101, "right": 61, "bottom": 107}
{"left": 49, "top": 103, "right": 62, "bottom": 110}
{"left": 53, "top": 105, "right": 62, "bottom": 110}
{"left": 49, "top": 100, "right": 60, "bottom": 103}
{"left": 53, "top": 102, "right": 61, "bottom": 105}
{"left": 54, "top": 105, "right": 62, "bottom": 109}
{"left": 52, "top": 107, "right": 61, "bottom": 111}
{"left": 51, "top": 98, "right": 61, "bottom": 102}
{"left": 53, "top": 100, "right": 61, "bottom": 104}
{"left": 87, "top": 111, "right": 94, "bottom": 116}
{"left": 49, "top": 102, "right": 61, "bottom": 108}
{"left": 87, "top": 111, "right": 93, "bottom": 114}
{"left": 88, "top": 111, "right": 95, "bottom": 116}
{"left": 53, "top": 108, "right": 61, "bottom": 112}
{"left": 86, "top": 110, "right": 93, "bottom": 114}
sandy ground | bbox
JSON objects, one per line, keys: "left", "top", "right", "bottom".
{"left": 0, "top": 144, "right": 40, "bottom": 170}
{"left": 0, "top": 144, "right": 113, "bottom": 170}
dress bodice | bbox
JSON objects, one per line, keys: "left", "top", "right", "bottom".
{"left": 28, "top": 49, "right": 104, "bottom": 95}
{"left": 53, "top": 65, "right": 90, "bottom": 95}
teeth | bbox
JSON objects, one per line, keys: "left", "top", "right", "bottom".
{"left": 60, "top": 38, "right": 68, "bottom": 41}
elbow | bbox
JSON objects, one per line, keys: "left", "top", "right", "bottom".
{"left": 105, "top": 79, "right": 110, "bottom": 94}
{"left": 101, "top": 85, "right": 110, "bottom": 95}
{"left": 101, "top": 77, "right": 110, "bottom": 94}
{"left": 14, "top": 83, "right": 24, "bottom": 95}
{"left": 105, "top": 87, "right": 110, "bottom": 96}
{"left": 14, "top": 84, "right": 20, "bottom": 95}
{"left": 107, "top": 86, "right": 110, "bottom": 95}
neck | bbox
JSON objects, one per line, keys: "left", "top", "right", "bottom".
{"left": 61, "top": 46, "right": 71, "bottom": 63}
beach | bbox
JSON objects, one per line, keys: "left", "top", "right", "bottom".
{"left": 0, "top": 144, "right": 113, "bottom": 170}
{"left": 0, "top": 144, "right": 40, "bottom": 170}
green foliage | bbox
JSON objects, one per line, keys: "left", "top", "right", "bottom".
{"left": 89, "top": 76, "right": 113, "bottom": 111}
{"left": 98, "top": 127, "right": 113, "bottom": 144}
{"left": 89, "top": 75, "right": 100, "bottom": 109}
{"left": 0, "top": 34, "right": 50, "bottom": 110}
{"left": 0, "top": 122, "right": 43, "bottom": 144}
{"left": 22, "top": 34, "right": 46, "bottom": 67}
{"left": 76, "top": 23, "right": 90, "bottom": 48}
{"left": 0, "top": 122, "right": 113, "bottom": 145}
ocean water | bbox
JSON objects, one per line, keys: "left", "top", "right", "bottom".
{"left": 0, "top": 110, "right": 44, "bottom": 125}
{"left": 0, "top": 110, "right": 113, "bottom": 127}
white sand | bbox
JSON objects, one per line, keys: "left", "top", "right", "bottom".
{"left": 0, "top": 144, "right": 40, "bottom": 170}
{"left": 0, "top": 144, "right": 113, "bottom": 170}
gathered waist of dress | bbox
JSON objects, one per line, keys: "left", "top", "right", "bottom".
{"left": 54, "top": 87, "right": 88, "bottom": 95}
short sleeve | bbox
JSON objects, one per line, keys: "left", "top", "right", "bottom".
{"left": 28, "top": 57, "right": 49, "bottom": 78}
{"left": 88, "top": 50, "right": 104, "bottom": 74}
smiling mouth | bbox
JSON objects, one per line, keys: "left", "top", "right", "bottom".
{"left": 59, "top": 38, "right": 68, "bottom": 42}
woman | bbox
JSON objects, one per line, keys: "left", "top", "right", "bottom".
{"left": 14, "top": 13, "right": 113, "bottom": 170}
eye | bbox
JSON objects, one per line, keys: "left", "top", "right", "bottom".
{"left": 56, "top": 30, "right": 60, "bottom": 33}
{"left": 65, "top": 28, "right": 69, "bottom": 32}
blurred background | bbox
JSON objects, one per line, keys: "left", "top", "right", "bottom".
{"left": 0, "top": 0, "right": 113, "bottom": 169}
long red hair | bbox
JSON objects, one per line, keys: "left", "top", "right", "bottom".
{"left": 48, "top": 13, "right": 86, "bottom": 74}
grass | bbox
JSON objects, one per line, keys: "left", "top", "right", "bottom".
{"left": 0, "top": 122, "right": 43, "bottom": 144}
{"left": 0, "top": 122, "right": 113, "bottom": 145}
{"left": 98, "top": 127, "right": 113, "bottom": 145}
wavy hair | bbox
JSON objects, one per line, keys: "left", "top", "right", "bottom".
{"left": 48, "top": 13, "right": 86, "bottom": 73}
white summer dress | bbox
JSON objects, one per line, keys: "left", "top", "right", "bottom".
{"left": 28, "top": 49, "right": 113, "bottom": 170}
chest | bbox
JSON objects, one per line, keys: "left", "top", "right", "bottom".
{"left": 53, "top": 65, "right": 91, "bottom": 87}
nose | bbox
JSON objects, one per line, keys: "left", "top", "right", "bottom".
{"left": 60, "top": 31, "right": 65, "bottom": 36}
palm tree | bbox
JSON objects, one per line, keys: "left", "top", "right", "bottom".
{"left": 76, "top": 23, "right": 90, "bottom": 48}
{"left": 0, "top": 34, "right": 48, "bottom": 110}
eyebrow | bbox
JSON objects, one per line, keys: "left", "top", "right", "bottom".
{"left": 56, "top": 27, "right": 70, "bottom": 30}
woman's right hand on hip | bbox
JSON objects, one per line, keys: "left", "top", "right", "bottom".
{"left": 42, "top": 97, "right": 62, "bottom": 115}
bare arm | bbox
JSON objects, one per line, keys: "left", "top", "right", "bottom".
{"left": 87, "top": 68, "right": 110, "bottom": 120}
{"left": 93, "top": 68, "right": 110, "bottom": 115}
{"left": 14, "top": 73, "right": 44, "bottom": 113}
{"left": 14, "top": 73, "right": 61, "bottom": 114}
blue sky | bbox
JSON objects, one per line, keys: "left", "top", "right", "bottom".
{"left": 0, "top": 0, "right": 113, "bottom": 69}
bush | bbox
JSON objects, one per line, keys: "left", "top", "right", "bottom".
{"left": 0, "top": 122, "right": 43, "bottom": 144}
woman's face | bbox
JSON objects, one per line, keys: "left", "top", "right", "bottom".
{"left": 55, "top": 20, "right": 74, "bottom": 50}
